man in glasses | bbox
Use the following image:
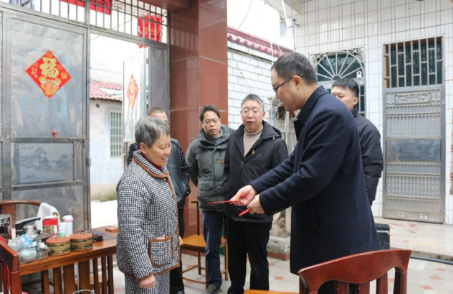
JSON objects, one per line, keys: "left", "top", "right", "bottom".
{"left": 331, "top": 78, "right": 383, "bottom": 206}
{"left": 186, "top": 105, "right": 233, "bottom": 294}
{"left": 223, "top": 94, "right": 288, "bottom": 294}
{"left": 126, "top": 107, "right": 191, "bottom": 294}
{"left": 231, "top": 53, "right": 380, "bottom": 294}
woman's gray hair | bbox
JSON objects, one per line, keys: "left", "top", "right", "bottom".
{"left": 135, "top": 117, "right": 170, "bottom": 147}
{"left": 241, "top": 94, "right": 265, "bottom": 111}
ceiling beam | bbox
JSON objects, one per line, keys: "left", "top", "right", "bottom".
{"left": 141, "top": 0, "right": 190, "bottom": 11}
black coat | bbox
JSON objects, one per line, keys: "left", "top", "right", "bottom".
{"left": 127, "top": 138, "right": 191, "bottom": 209}
{"left": 223, "top": 121, "right": 288, "bottom": 223}
{"left": 352, "top": 108, "right": 384, "bottom": 205}
{"left": 250, "top": 87, "right": 381, "bottom": 274}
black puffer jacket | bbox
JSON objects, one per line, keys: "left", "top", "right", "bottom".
{"left": 352, "top": 108, "right": 384, "bottom": 205}
{"left": 223, "top": 121, "right": 288, "bottom": 223}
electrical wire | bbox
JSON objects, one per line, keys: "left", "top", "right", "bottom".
{"left": 238, "top": 0, "right": 254, "bottom": 28}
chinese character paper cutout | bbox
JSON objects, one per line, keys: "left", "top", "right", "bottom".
{"left": 127, "top": 75, "right": 139, "bottom": 109}
{"left": 25, "top": 51, "right": 71, "bottom": 98}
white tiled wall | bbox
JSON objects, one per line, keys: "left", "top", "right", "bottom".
{"left": 294, "top": 0, "right": 453, "bottom": 223}
{"left": 227, "top": 41, "right": 277, "bottom": 130}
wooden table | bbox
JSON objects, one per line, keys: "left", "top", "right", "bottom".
{"left": 20, "top": 228, "right": 117, "bottom": 294}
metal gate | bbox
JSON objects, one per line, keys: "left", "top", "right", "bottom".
{"left": 0, "top": 0, "right": 169, "bottom": 228}
{"left": 383, "top": 86, "right": 445, "bottom": 223}
{"left": 1, "top": 9, "right": 90, "bottom": 229}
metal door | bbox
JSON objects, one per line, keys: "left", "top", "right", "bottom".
{"left": 1, "top": 9, "right": 90, "bottom": 229}
{"left": 383, "top": 86, "right": 444, "bottom": 223}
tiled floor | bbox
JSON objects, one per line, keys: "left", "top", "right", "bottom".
{"left": 91, "top": 201, "right": 453, "bottom": 293}
{"left": 110, "top": 253, "right": 453, "bottom": 294}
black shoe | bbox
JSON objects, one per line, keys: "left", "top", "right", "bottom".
{"left": 174, "top": 291, "right": 185, "bottom": 294}
{"left": 204, "top": 285, "right": 220, "bottom": 294}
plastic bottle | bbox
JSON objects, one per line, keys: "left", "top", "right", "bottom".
{"left": 62, "top": 215, "right": 73, "bottom": 237}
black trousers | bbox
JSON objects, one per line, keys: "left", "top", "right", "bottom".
{"left": 226, "top": 217, "right": 271, "bottom": 294}
{"left": 170, "top": 208, "right": 185, "bottom": 294}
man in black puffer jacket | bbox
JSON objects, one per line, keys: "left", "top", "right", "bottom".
{"left": 126, "top": 107, "right": 190, "bottom": 294}
{"left": 223, "top": 95, "right": 288, "bottom": 294}
{"left": 332, "top": 78, "right": 383, "bottom": 206}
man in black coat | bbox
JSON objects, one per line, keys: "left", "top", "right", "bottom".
{"left": 332, "top": 78, "right": 384, "bottom": 206}
{"left": 223, "top": 94, "right": 288, "bottom": 294}
{"left": 126, "top": 107, "right": 190, "bottom": 294}
{"left": 231, "top": 53, "right": 380, "bottom": 294}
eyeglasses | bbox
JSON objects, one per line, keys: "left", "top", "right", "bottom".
{"left": 273, "top": 74, "right": 303, "bottom": 93}
{"left": 203, "top": 118, "right": 219, "bottom": 125}
{"left": 240, "top": 109, "right": 262, "bottom": 116}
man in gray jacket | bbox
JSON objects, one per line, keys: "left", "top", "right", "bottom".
{"left": 127, "top": 107, "right": 190, "bottom": 294}
{"left": 332, "top": 78, "right": 384, "bottom": 205}
{"left": 186, "top": 105, "right": 232, "bottom": 294}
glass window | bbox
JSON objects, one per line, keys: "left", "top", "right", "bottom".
{"left": 110, "top": 112, "right": 123, "bottom": 157}
{"left": 384, "top": 38, "right": 442, "bottom": 88}
{"left": 313, "top": 49, "right": 366, "bottom": 117}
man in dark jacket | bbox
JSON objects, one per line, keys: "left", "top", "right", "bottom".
{"left": 223, "top": 94, "right": 288, "bottom": 294}
{"left": 126, "top": 107, "right": 190, "bottom": 294}
{"left": 332, "top": 78, "right": 384, "bottom": 206}
{"left": 231, "top": 53, "right": 381, "bottom": 294}
{"left": 186, "top": 105, "right": 232, "bottom": 294}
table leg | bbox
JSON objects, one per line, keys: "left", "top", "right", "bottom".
{"left": 93, "top": 258, "right": 100, "bottom": 294}
{"left": 42, "top": 270, "right": 50, "bottom": 294}
{"left": 107, "top": 255, "right": 114, "bottom": 294}
{"left": 78, "top": 261, "right": 90, "bottom": 290}
{"left": 101, "top": 256, "right": 107, "bottom": 294}
{"left": 53, "top": 267, "right": 62, "bottom": 294}
{"left": 63, "top": 264, "right": 76, "bottom": 294}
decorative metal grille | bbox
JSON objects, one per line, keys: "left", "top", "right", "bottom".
{"left": 384, "top": 38, "right": 443, "bottom": 88}
{"left": 311, "top": 49, "right": 366, "bottom": 116}
{"left": 4, "top": 0, "right": 168, "bottom": 43}
{"left": 383, "top": 87, "right": 444, "bottom": 223}
{"left": 110, "top": 112, "right": 123, "bottom": 157}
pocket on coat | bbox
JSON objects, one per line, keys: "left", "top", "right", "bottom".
{"left": 198, "top": 181, "right": 214, "bottom": 191}
{"left": 148, "top": 235, "right": 174, "bottom": 268}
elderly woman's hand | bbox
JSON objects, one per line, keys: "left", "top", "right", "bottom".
{"left": 139, "top": 274, "right": 156, "bottom": 289}
{"left": 179, "top": 236, "right": 183, "bottom": 246}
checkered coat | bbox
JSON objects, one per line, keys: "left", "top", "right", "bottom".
{"left": 116, "top": 150, "right": 180, "bottom": 284}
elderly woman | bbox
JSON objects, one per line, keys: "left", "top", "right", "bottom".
{"left": 117, "top": 117, "right": 182, "bottom": 293}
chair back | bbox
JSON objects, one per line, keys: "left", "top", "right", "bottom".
{"left": 0, "top": 240, "right": 22, "bottom": 294}
{"left": 0, "top": 200, "right": 41, "bottom": 229}
{"left": 298, "top": 249, "right": 412, "bottom": 294}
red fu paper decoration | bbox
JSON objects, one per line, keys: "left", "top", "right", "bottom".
{"left": 25, "top": 51, "right": 72, "bottom": 98}
{"left": 127, "top": 75, "right": 139, "bottom": 109}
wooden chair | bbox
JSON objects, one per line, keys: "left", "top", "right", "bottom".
{"left": 0, "top": 200, "right": 41, "bottom": 229}
{"left": 244, "top": 249, "right": 411, "bottom": 294}
{"left": 298, "top": 249, "right": 412, "bottom": 294}
{"left": 0, "top": 200, "right": 50, "bottom": 292}
{"left": 181, "top": 199, "right": 228, "bottom": 289}
{"left": 0, "top": 239, "right": 22, "bottom": 294}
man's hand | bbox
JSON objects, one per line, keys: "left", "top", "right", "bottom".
{"left": 248, "top": 195, "right": 264, "bottom": 214}
{"left": 178, "top": 236, "right": 183, "bottom": 246}
{"left": 139, "top": 274, "right": 155, "bottom": 289}
{"left": 230, "top": 185, "right": 257, "bottom": 206}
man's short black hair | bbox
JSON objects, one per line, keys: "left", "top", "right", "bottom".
{"left": 148, "top": 107, "right": 166, "bottom": 116}
{"left": 271, "top": 52, "right": 317, "bottom": 85}
{"left": 332, "top": 78, "right": 359, "bottom": 98}
{"left": 199, "top": 105, "right": 221, "bottom": 122}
